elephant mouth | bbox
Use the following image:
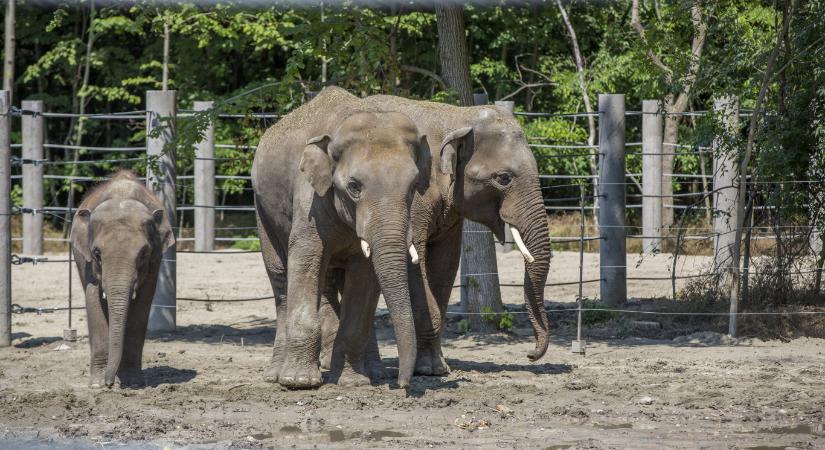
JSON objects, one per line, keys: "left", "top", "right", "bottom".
{"left": 360, "top": 238, "right": 420, "bottom": 264}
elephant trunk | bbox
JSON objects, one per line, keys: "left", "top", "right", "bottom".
{"left": 103, "top": 275, "right": 135, "bottom": 387}
{"left": 367, "top": 207, "right": 417, "bottom": 388}
{"left": 503, "top": 181, "right": 551, "bottom": 361}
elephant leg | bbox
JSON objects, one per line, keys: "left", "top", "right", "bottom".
{"left": 364, "top": 319, "right": 385, "bottom": 383}
{"left": 84, "top": 282, "right": 108, "bottom": 388}
{"left": 328, "top": 255, "right": 380, "bottom": 387}
{"left": 319, "top": 269, "right": 342, "bottom": 370}
{"left": 278, "top": 239, "right": 327, "bottom": 389}
{"left": 258, "top": 217, "right": 288, "bottom": 384}
{"left": 414, "top": 227, "right": 461, "bottom": 376}
{"left": 119, "top": 274, "right": 157, "bottom": 388}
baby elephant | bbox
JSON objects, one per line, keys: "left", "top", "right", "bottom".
{"left": 70, "top": 170, "right": 175, "bottom": 388}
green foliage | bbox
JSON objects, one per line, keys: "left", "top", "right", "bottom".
{"left": 481, "top": 306, "right": 515, "bottom": 332}
{"left": 581, "top": 299, "right": 614, "bottom": 325}
{"left": 3, "top": 0, "right": 821, "bottom": 229}
{"left": 231, "top": 235, "right": 261, "bottom": 251}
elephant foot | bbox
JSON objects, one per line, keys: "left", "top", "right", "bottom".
{"left": 89, "top": 371, "right": 106, "bottom": 389}
{"left": 278, "top": 362, "right": 322, "bottom": 389}
{"left": 366, "top": 357, "right": 386, "bottom": 383}
{"left": 118, "top": 370, "right": 145, "bottom": 388}
{"left": 414, "top": 344, "right": 451, "bottom": 376}
{"left": 335, "top": 366, "right": 371, "bottom": 387}
{"left": 319, "top": 347, "right": 333, "bottom": 371}
{"left": 263, "top": 362, "right": 281, "bottom": 383}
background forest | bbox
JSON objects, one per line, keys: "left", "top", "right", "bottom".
{"left": 2, "top": 0, "right": 823, "bottom": 247}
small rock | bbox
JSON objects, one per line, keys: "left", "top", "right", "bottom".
{"left": 336, "top": 396, "right": 343, "bottom": 401}
{"left": 638, "top": 396, "right": 655, "bottom": 405}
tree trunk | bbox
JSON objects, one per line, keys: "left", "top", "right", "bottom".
{"left": 3, "top": 0, "right": 15, "bottom": 103}
{"left": 64, "top": 0, "right": 96, "bottom": 234}
{"left": 436, "top": 5, "right": 503, "bottom": 332}
{"left": 162, "top": 21, "right": 170, "bottom": 91}
{"left": 435, "top": 4, "right": 472, "bottom": 106}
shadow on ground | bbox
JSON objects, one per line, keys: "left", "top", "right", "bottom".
{"left": 143, "top": 365, "right": 198, "bottom": 387}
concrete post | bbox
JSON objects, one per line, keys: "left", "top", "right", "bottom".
{"left": 598, "top": 94, "right": 627, "bottom": 307}
{"left": 494, "top": 100, "right": 515, "bottom": 253}
{"left": 22, "top": 100, "right": 44, "bottom": 255}
{"left": 194, "top": 101, "right": 215, "bottom": 252}
{"left": 460, "top": 93, "right": 504, "bottom": 332}
{"left": 0, "top": 91, "right": 11, "bottom": 347}
{"left": 146, "top": 90, "right": 177, "bottom": 332}
{"left": 712, "top": 97, "right": 740, "bottom": 280}
{"left": 642, "top": 100, "right": 663, "bottom": 253}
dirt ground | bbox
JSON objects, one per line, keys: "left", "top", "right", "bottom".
{"left": 2, "top": 250, "right": 825, "bottom": 449}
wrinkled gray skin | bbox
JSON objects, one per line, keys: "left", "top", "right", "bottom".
{"left": 252, "top": 87, "right": 427, "bottom": 389}
{"left": 319, "top": 93, "right": 551, "bottom": 376}
{"left": 70, "top": 171, "right": 175, "bottom": 388}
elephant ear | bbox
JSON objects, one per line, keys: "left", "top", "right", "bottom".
{"left": 152, "top": 209, "right": 176, "bottom": 252}
{"left": 438, "top": 127, "right": 474, "bottom": 177}
{"left": 414, "top": 134, "right": 432, "bottom": 193}
{"left": 70, "top": 209, "right": 93, "bottom": 261}
{"left": 299, "top": 135, "right": 334, "bottom": 196}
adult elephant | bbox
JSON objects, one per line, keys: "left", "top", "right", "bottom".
{"left": 320, "top": 94, "right": 551, "bottom": 376}
{"left": 252, "top": 87, "right": 428, "bottom": 389}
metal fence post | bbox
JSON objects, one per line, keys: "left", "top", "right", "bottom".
{"left": 0, "top": 91, "right": 11, "bottom": 347}
{"left": 598, "top": 94, "right": 627, "bottom": 307}
{"left": 712, "top": 97, "right": 740, "bottom": 285}
{"left": 194, "top": 101, "right": 215, "bottom": 252}
{"left": 22, "top": 100, "right": 44, "bottom": 255}
{"left": 494, "top": 100, "right": 515, "bottom": 253}
{"left": 460, "top": 93, "right": 504, "bottom": 332}
{"left": 146, "top": 90, "right": 177, "bottom": 332}
{"left": 641, "top": 100, "right": 663, "bottom": 253}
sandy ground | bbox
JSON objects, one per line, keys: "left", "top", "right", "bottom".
{"left": 2, "top": 250, "right": 824, "bottom": 449}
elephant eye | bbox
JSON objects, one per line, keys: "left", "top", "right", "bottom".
{"left": 347, "top": 179, "right": 362, "bottom": 198}
{"left": 494, "top": 172, "right": 513, "bottom": 186}
{"left": 93, "top": 248, "right": 102, "bottom": 262}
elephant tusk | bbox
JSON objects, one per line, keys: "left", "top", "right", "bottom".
{"left": 509, "top": 224, "right": 535, "bottom": 264}
{"left": 409, "top": 244, "right": 419, "bottom": 264}
{"left": 102, "top": 292, "right": 107, "bottom": 300}
{"left": 360, "top": 240, "right": 371, "bottom": 259}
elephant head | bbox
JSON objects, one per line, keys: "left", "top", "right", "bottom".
{"left": 299, "top": 111, "right": 428, "bottom": 387}
{"left": 439, "top": 107, "right": 551, "bottom": 362}
{"left": 73, "top": 199, "right": 174, "bottom": 387}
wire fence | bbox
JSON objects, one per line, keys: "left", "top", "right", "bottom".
{"left": 4, "top": 99, "right": 824, "bottom": 348}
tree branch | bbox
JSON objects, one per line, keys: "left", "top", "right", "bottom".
{"left": 400, "top": 64, "right": 447, "bottom": 90}
{"left": 630, "top": 0, "right": 673, "bottom": 80}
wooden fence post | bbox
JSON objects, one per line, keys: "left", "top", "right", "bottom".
{"left": 0, "top": 91, "right": 11, "bottom": 347}
{"left": 146, "top": 90, "right": 177, "bottom": 332}
{"left": 460, "top": 93, "right": 504, "bottom": 332}
{"left": 493, "top": 100, "right": 515, "bottom": 253}
{"left": 598, "top": 94, "right": 627, "bottom": 306}
{"left": 641, "top": 100, "right": 663, "bottom": 253}
{"left": 194, "top": 101, "right": 215, "bottom": 252}
{"left": 22, "top": 100, "right": 44, "bottom": 255}
{"left": 712, "top": 97, "right": 740, "bottom": 283}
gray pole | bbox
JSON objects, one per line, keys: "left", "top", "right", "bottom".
{"left": 22, "top": 100, "right": 44, "bottom": 255}
{"left": 493, "top": 100, "right": 514, "bottom": 253}
{"left": 193, "top": 101, "right": 215, "bottom": 252}
{"left": 0, "top": 91, "right": 11, "bottom": 347}
{"left": 598, "top": 94, "right": 626, "bottom": 307}
{"left": 460, "top": 93, "right": 504, "bottom": 332}
{"left": 146, "top": 90, "right": 177, "bottom": 332}
{"left": 711, "top": 97, "right": 740, "bottom": 284}
{"left": 641, "top": 100, "right": 663, "bottom": 253}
